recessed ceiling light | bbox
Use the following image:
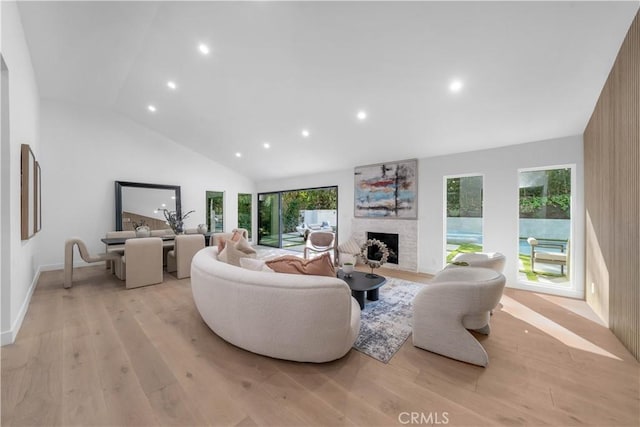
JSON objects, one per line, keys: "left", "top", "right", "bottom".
{"left": 167, "top": 81, "right": 177, "bottom": 90}
{"left": 263, "top": 142, "right": 270, "bottom": 149}
{"left": 357, "top": 110, "right": 367, "bottom": 120}
{"left": 161, "top": 203, "right": 166, "bottom": 207}
{"left": 235, "top": 152, "right": 242, "bottom": 158}
{"left": 147, "top": 105, "right": 157, "bottom": 112}
{"left": 449, "top": 79, "right": 464, "bottom": 93}
{"left": 301, "top": 129, "right": 310, "bottom": 138}
{"left": 198, "top": 43, "right": 210, "bottom": 55}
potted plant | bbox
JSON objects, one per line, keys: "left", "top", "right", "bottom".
{"left": 158, "top": 208, "right": 195, "bottom": 234}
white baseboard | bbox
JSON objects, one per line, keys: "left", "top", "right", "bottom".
{"left": 39, "top": 259, "right": 95, "bottom": 272}
{"left": 0, "top": 266, "right": 41, "bottom": 346}
{"left": 508, "top": 281, "right": 584, "bottom": 299}
{"left": 38, "top": 262, "right": 63, "bottom": 272}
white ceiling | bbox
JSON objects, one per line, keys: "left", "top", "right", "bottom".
{"left": 17, "top": 1, "right": 639, "bottom": 180}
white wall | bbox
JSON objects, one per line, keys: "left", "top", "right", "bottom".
{"left": 420, "top": 135, "right": 584, "bottom": 298}
{"left": 1, "top": 1, "right": 42, "bottom": 345}
{"left": 38, "top": 100, "right": 256, "bottom": 269}
{"left": 257, "top": 135, "right": 585, "bottom": 298}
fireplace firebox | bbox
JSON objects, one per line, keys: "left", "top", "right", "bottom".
{"left": 367, "top": 232, "right": 399, "bottom": 265}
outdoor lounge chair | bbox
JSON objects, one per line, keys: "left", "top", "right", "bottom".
{"left": 527, "top": 237, "right": 569, "bottom": 275}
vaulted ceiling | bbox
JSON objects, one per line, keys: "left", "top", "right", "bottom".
{"left": 17, "top": 1, "right": 639, "bottom": 180}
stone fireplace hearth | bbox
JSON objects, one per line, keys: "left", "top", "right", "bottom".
{"left": 351, "top": 218, "right": 418, "bottom": 272}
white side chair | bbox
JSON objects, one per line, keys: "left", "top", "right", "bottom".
{"left": 64, "top": 238, "right": 120, "bottom": 288}
{"left": 304, "top": 231, "right": 336, "bottom": 262}
{"left": 337, "top": 237, "right": 363, "bottom": 266}
{"left": 167, "top": 234, "right": 205, "bottom": 279}
{"left": 450, "top": 252, "right": 506, "bottom": 273}
{"left": 115, "top": 237, "right": 163, "bottom": 289}
{"left": 412, "top": 267, "right": 506, "bottom": 367}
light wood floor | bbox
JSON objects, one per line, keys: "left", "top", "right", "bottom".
{"left": 2, "top": 264, "right": 639, "bottom": 426}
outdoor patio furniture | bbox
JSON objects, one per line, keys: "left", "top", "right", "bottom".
{"left": 296, "top": 221, "right": 332, "bottom": 236}
{"left": 527, "top": 237, "right": 568, "bottom": 275}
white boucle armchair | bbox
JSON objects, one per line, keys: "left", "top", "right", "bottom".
{"left": 450, "top": 252, "right": 506, "bottom": 273}
{"left": 191, "top": 247, "right": 361, "bottom": 363}
{"left": 412, "top": 267, "right": 506, "bottom": 367}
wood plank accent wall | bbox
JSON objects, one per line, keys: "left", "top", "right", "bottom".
{"left": 584, "top": 10, "right": 639, "bottom": 361}
{"left": 122, "top": 211, "right": 170, "bottom": 232}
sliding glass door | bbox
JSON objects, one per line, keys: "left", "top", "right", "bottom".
{"left": 258, "top": 186, "right": 338, "bottom": 250}
{"left": 258, "top": 192, "right": 280, "bottom": 247}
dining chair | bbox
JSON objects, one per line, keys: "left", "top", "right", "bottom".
{"left": 64, "top": 238, "right": 120, "bottom": 288}
{"left": 104, "top": 230, "right": 136, "bottom": 271}
{"left": 167, "top": 234, "right": 205, "bottom": 279}
{"left": 115, "top": 237, "right": 163, "bottom": 289}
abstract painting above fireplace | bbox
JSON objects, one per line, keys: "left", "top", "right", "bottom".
{"left": 354, "top": 159, "right": 418, "bottom": 219}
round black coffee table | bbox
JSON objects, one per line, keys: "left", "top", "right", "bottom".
{"left": 337, "top": 270, "right": 386, "bottom": 309}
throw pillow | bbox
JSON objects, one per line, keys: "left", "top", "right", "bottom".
{"left": 265, "top": 252, "right": 336, "bottom": 277}
{"left": 218, "top": 238, "right": 257, "bottom": 266}
{"left": 337, "top": 238, "right": 360, "bottom": 255}
{"left": 216, "top": 230, "right": 244, "bottom": 253}
{"left": 231, "top": 229, "right": 243, "bottom": 241}
{"left": 239, "top": 257, "right": 274, "bottom": 272}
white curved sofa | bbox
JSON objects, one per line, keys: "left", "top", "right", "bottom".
{"left": 191, "top": 247, "right": 361, "bottom": 363}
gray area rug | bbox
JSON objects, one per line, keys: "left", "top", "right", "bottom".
{"left": 353, "top": 278, "right": 423, "bottom": 363}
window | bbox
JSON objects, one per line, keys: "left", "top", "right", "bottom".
{"left": 237, "top": 193, "right": 252, "bottom": 239}
{"left": 205, "top": 191, "right": 224, "bottom": 233}
{"left": 445, "top": 175, "right": 483, "bottom": 264}
{"left": 518, "top": 167, "right": 572, "bottom": 287}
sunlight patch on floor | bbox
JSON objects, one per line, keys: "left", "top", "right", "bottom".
{"left": 500, "top": 295, "right": 621, "bottom": 360}
{"left": 534, "top": 293, "right": 607, "bottom": 326}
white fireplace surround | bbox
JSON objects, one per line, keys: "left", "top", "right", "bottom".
{"left": 350, "top": 218, "right": 418, "bottom": 272}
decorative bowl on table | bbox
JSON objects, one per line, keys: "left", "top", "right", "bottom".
{"left": 135, "top": 225, "right": 151, "bottom": 238}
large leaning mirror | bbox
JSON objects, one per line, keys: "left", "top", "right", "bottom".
{"left": 21, "top": 144, "right": 37, "bottom": 240}
{"left": 115, "top": 181, "right": 181, "bottom": 231}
